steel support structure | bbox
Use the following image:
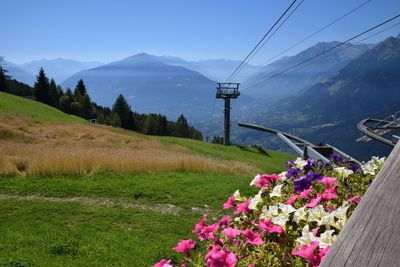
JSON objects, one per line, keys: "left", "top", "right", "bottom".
{"left": 216, "top": 83, "right": 240, "bottom": 146}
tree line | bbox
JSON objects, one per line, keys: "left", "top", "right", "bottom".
{"left": 0, "top": 63, "right": 203, "bottom": 140}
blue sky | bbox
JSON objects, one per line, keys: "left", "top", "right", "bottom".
{"left": 2, "top": 0, "right": 400, "bottom": 64}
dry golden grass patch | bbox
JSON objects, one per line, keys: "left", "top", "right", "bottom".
{"left": 0, "top": 114, "right": 258, "bottom": 176}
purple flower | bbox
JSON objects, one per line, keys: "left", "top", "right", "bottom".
{"left": 306, "top": 172, "right": 322, "bottom": 181}
{"left": 294, "top": 175, "right": 312, "bottom": 192}
{"left": 330, "top": 153, "right": 343, "bottom": 165}
{"left": 350, "top": 162, "right": 360, "bottom": 172}
{"left": 304, "top": 158, "right": 314, "bottom": 170}
{"left": 285, "top": 160, "right": 296, "bottom": 169}
{"left": 286, "top": 167, "right": 301, "bottom": 179}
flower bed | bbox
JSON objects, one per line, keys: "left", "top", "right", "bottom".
{"left": 154, "top": 155, "right": 385, "bottom": 267}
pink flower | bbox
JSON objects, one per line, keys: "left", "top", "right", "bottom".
{"left": 349, "top": 195, "right": 361, "bottom": 205}
{"left": 318, "top": 177, "right": 336, "bottom": 187}
{"left": 219, "top": 216, "right": 233, "bottom": 228}
{"left": 234, "top": 198, "right": 251, "bottom": 215}
{"left": 172, "top": 239, "right": 196, "bottom": 256}
{"left": 199, "top": 223, "right": 219, "bottom": 241}
{"left": 305, "top": 195, "right": 322, "bottom": 208}
{"left": 284, "top": 194, "right": 300, "bottom": 206}
{"left": 221, "top": 227, "right": 241, "bottom": 240}
{"left": 223, "top": 195, "right": 236, "bottom": 209}
{"left": 292, "top": 241, "right": 321, "bottom": 266}
{"left": 312, "top": 227, "right": 319, "bottom": 236}
{"left": 319, "top": 246, "right": 331, "bottom": 259}
{"left": 253, "top": 174, "right": 280, "bottom": 189}
{"left": 300, "top": 187, "right": 313, "bottom": 199}
{"left": 192, "top": 214, "right": 207, "bottom": 234}
{"left": 326, "top": 205, "right": 335, "bottom": 212}
{"left": 242, "top": 229, "right": 264, "bottom": 246}
{"left": 321, "top": 186, "right": 338, "bottom": 201}
{"left": 153, "top": 259, "right": 174, "bottom": 267}
{"left": 205, "top": 246, "right": 237, "bottom": 267}
{"left": 257, "top": 219, "right": 283, "bottom": 235}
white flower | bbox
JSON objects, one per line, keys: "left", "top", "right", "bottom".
{"left": 261, "top": 205, "right": 279, "bottom": 219}
{"left": 308, "top": 205, "right": 326, "bottom": 223}
{"left": 296, "top": 225, "right": 318, "bottom": 246}
{"left": 295, "top": 157, "right": 308, "bottom": 169}
{"left": 278, "top": 203, "right": 297, "bottom": 214}
{"left": 233, "top": 189, "right": 241, "bottom": 200}
{"left": 272, "top": 214, "right": 290, "bottom": 226}
{"left": 250, "top": 174, "right": 260, "bottom": 186}
{"left": 318, "top": 229, "right": 337, "bottom": 248}
{"left": 278, "top": 171, "right": 288, "bottom": 181}
{"left": 332, "top": 205, "right": 349, "bottom": 230}
{"left": 293, "top": 207, "right": 307, "bottom": 224}
{"left": 333, "top": 205, "right": 349, "bottom": 221}
{"left": 361, "top": 161, "right": 378, "bottom": 175}
{"left": 372, "top": 156, "right": 385, "bottom": 165}
{"left": 334, "top": 167, "right": 354, "bottom": 178}
{"left": 319, "top": 211, "right": 335, "bottom": 228}
{"left": 270, "top": 184, "right": 284, "bottom": 198}
{"left": 249, "top": 190, "right": 263, "bottom": 211}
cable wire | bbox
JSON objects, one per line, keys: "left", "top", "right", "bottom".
{"left": 243, "top": 13, "right": 400, "bottom": 91}
{"left": 238, "top": 0, "right": 372, "bottom": 81}
{"left": 228, "top": 0, "right": 305, "bottom": 82}
{"left": 225, "top": 0, "right": 299, "bottom": 83}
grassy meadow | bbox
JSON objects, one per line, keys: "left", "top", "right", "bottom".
{"left": 0, "top": 92, "right": 293, "bottom": 266}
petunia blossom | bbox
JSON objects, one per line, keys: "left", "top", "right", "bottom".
{"left": 219, "top": 216, "right": 233, "bottom": 228}
{"left": 152, "top": 259, "right": 174, "bottom": 267}
{"left": 173, "top": 239, "right": 196, "bottom": 256}
{"left": 223, "top": 195, "right": 236, "bottom": 209}
{"left": 242, "top": 229, "right": 264, "bottom": 246}
{"left": 192, "top": 214, "right": 207, "bottom": 234}
{"left": 198, "top": 223, "right": 219, "bottom": 241}
{"left": 234, "top": 198, "right": 252, "bottom": 215}
{"left": 348, "top": 195, "right": 361, "bottom": 205}
{"left": 205, "top": 245, "right": 237, "bottom": 267}
{"left": 318, "top": 177, "right": 336, "bottom": 187}
{"left": 292, "top": 241, "right": 321, "bottom": 267}
{"left": 221, "top": 227, "right": 241, "bottom": 240}
{"left": 257, "top": 219, "right": 283, "bottom": 235}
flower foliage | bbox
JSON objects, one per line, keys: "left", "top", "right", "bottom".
{"left": 154, "top": 155, "right": 385, "bottom": 267}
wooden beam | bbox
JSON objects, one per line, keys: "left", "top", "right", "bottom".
{"left": 321, "top": 142, "right": 400, "bottom": 267}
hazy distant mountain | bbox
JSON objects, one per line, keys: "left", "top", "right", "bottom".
{"left": 114, "top": 53, "right": 258, "bottom": 82}
{"left": 61, "top": 53, "right": 218, "bottom": 122}
{"left": 2, "top": 60, "right": 35, "bottom": 85}
{"left": 241, "top": 42, "right": 373, "bottom": 101}
{"left": 19, "top": 58, "right": 102, "bottom": 83}
{"left": 241, "top": 36, "right": 400, "bottom": 160}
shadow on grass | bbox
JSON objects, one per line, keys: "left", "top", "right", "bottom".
{"left": 237, "top": 145, "right": 270, "bottom": 157}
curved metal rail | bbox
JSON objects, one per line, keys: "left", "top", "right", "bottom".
{"left": 238, "top": 122, "right": 360, "bottom": 165}
{"left": 357, "top": 111, "right": 400, "bottom": 147}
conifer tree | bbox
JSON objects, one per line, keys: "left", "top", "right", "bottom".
{"left": 0, "top": 66, "right": 8, "bottom": 92}
{"left": 75, "top": 79, "right": 87, "bottom": 96}
{"left": 175, "top": 114, "right": 190, "bottom": 137}
{"left": 80, "top": 94, "right": 93, "bottom": 119}
{"left": 112, "top": 113, "right": 121, "bottom": 127}
{"left": 34, "top": 68, "right": 50, "bottom": 104}
{"left": 48, "top": 78, "right": 59, "bottom": 107}
{"left": 112, "top": 94, "right": 133, "bottom": 129}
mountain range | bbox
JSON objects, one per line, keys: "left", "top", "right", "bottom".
{"left": 241, "top": 42, "right": 373, "bottom": 101}
{"left": 236, "top": 36, "right": 400, "bottom": 160}
{"left": 3, "top": 34, "right": 399, "bottom": 160}
{"left": 61, "top": 53, "right": 219, "bottom": 122}
{"left": 3, "top": 58, "right": 103, "bottom": 85}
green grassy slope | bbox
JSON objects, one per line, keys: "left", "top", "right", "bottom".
{"left": 0, "top": 93, "right": 294, "bottom": 266}
{"left": 160, "top": 136, "right": 292, "bottom": 172}
{"left": 0, "top": 92, "right": 86, "bottom": 123}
